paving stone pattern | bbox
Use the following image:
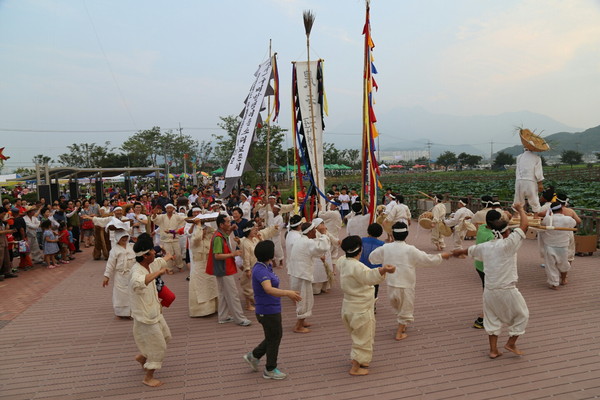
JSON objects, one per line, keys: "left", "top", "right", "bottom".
{"left": 1, "top": 225, "right": 599, "bottom": 400}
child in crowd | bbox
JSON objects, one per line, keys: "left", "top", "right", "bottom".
{"left": 359, "top": 223, "right": 385, "bottom": 300}
{"left": 41, "top": 219, "right": 59, "bottom": 268}
{"left": 57, "top": 222, "right": 70, "bottom": 264}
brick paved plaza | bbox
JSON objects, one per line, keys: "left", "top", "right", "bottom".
{"left": 1, "top": 225, "right": 599, "bottom": 400}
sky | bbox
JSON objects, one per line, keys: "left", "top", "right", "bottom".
{"left": 1, "top": 0, "right": 600, "bottom": 170}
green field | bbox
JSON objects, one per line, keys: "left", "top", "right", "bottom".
{"left": 326, "top": 165, "right": 600, "bottom": 210}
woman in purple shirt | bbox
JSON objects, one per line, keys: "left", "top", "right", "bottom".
{"left": 243, "top": 241, "right": 301, "bottom": 380}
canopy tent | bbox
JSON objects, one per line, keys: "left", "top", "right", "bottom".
{"left": 146, "top": 172, "right": 165, "bottom": 178}
{"left": 211, "top": 167, "right": 223, "bottom": 175}
{"left": 279, "top": 165, "right": 307, "bottom": 173}
{"left": 389, "top": 164, "right": 405, "bottom": 169}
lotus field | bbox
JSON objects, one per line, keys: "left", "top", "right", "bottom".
{"left": 373, "top": 167, "right": 600, "bottom": 210}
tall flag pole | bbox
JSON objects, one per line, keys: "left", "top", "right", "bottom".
{"left": 292, "top": 10, "right": 327, "bottom": 220}
{"left": 222, "top": 55, "right": 278, "bottom": 198}
{"left": 362, "top": 0, "right": 381, "bottom": 223}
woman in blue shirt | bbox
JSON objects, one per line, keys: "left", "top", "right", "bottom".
{"left": 243, "top": 241, "right": 301, "bottom": 380}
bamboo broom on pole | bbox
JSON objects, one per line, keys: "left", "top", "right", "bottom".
{"left": 303, "top": 10, "right": 321, "bottom": 213}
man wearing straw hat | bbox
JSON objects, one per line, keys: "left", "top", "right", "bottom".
{"left": 514, "top": 148, "right": 544, "bottom": 212}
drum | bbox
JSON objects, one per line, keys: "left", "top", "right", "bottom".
{"left": 418, "top": 212, "right": 434, "bottom": 229}
{"left": 439, "top": 222, "right": 452, "bottom": 237}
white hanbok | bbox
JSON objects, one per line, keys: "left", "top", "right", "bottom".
{"left": 188, "top": 223, "right": 218, "bottom": 317}
{"left": 468, "top": 229, "right": 529, "bottom": 336}
{"left": 288, "top": 234, "right": 330, "bottom": 319}
{"left": 514, "top": 151, "right": 544, "bottom": 212}
{"left": 130, "top": 258, "right": 172, "bottom": 370}
{"left": 540, "top": 214, "right": 576, "bottom": 287}
{"left": 369, "top": 241, "right": 442, "bottom": 325}
{"left": 103, "top": 243, "right": 136, "bottom": 316}
{"left": 339, "top": 256, "right": 385, "bottom": 365}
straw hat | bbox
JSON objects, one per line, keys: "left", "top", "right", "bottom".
{"left": 519, "top": 128, "right": 549, "bottom": 152}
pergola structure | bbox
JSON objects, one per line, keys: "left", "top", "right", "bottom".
{"left": 9, "top": 167, "right": 164, "bottom": 203}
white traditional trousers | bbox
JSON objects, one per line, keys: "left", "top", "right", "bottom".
{"left": 483, "top": 287, "right": 529, "bottom": 337}
{"left": 133, "top": 315, "right": 172, "bottom": 370}
{"left": 161, "top": 241, "right": 182, "bottom": 271}
{"left": 290, "top": 276, "right": 314, "bottom": 319}
{"left": 543, "top": 245, "right": 570, "bottom": 287}
{"left": 388, "top": 286, "right": 415, "bottom": 325}
{"left": 341, "top": 306, "right": 376, "bottom": 365}
{"left": 514, "top": 180, "right": 541, "bottom": 212}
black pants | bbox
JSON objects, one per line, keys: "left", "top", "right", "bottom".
{"left": 476, "top": 269, "right": 485, "bottom": 289}
{"left": 374, "top": 284, "right": 379, "bottom": 299}
{"left": 71, "top": 226, "right": 80, "bottom": 251}
{"left": 253, "top": 313, "right": 282, "bottom": 371}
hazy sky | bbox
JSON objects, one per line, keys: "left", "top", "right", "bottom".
{"left": 2, "top": 0, "right": 600, "bottom": 170}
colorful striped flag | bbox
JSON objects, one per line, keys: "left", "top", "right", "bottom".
{"left": 362, "top": 0, "right": 381, "bottom": 223}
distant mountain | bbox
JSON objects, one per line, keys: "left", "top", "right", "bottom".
{"left": 326, "top": 106, "right": 581, "bottom": 158}
{"left": 495, "top": 125, "right": 600, "bottom": 157}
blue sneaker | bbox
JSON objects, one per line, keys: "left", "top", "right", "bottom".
{"left": 243, "top": 352, "right": 260, "bottom": 372}
{"left": 263, "top": 368, "right": 287, "bottom": 380}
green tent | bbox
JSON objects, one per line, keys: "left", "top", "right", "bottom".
{"left": 211, "top": 167, "right": 224, "bottom": 175}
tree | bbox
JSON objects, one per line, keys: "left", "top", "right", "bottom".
{"left": 195, "top": 140, "right": 214, "bottom": 170}
{"left": 561, "top": 150, "right": 583, "bottom": 168}
{"left": 121, "top": 127, "right": 163, "bottom": 167}
{"left": 58, "top": 142, "right": 112, "bottom": 168}
{"left": 493, "top": 151, "right": 515, "bottom": 169}
{"left": 323, "top": 143, "right": 341, "bottom": 164}
{"left": 436, "top": 151, "right": 457, "bottom": 171}
{"left": 414, "top": 156, "right": 429, "bottom": 165}
{"left": 212, "top": 115, "right": 286, "bottom": 183}
{"left": 14, "top": 167, "right": 35, "bottom": 176}
{"left": 457, "top": 152, "right": 482, "bottom": 168}
{"left": 32, "top": 154, "right": 52, "bottom": 166}
{"left": 342, "top": 149, "right": 360, "bottom": 169}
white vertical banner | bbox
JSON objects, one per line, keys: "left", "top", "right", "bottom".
{"left": 225, "top": 59, "right": 272, "bottom": 179}
{"left": 295, "top": 61, "right": 325, "bottom": 207}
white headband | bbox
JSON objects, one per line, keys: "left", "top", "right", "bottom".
{"left": 492, "top": 201, "right": 501, "bottom": 207}
{"left": 268, "top": 195, "right": 276, "bottom": 199}
{"left": 557, "top": 197, "right": 569, "bottom": 205}
{"left": 165, "top": 204, "right": 175, "bottom": 209}
{"left": 113, "top": 207, "right": 123, "bottom": 212}
{"left": 346, "top": 246, "right": 361, "bottom": 254}
{"left": 459, "top": 200, "right": 467, "bottom": 206}
{"left": 492, "top": 225, "right": 510, "bottom": 239}
{"left": 389, "top": 194, "right": 396, "bottom": 199}
{"left": 393, "top": 228, "right": 408, "bottom": 233}
{"left": 289, "top": 220, "right": 302, "bottom": 228}
{"left": 273, "top": 204, "right": 281, "bottom": 209}
{"left": 551, "top": 204, "right": 562, "bottom": 211}
{"left": 302, "top": 224, "right": 316, "bottom": 234}
{"left": 192, "top": 207, "right": 202, "bottom": 212}
{"left": 135, "top": 248, "right": 151, "bottom": 256}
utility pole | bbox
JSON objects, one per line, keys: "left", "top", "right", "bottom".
{"left": 426, "top": 140, "right": 433, "bottom": 169}
{"left": 490, "top": 140, "right": 494, "bottom": 163}
{"left": 179, "top": 122, "right": 187, "bottom": 183}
